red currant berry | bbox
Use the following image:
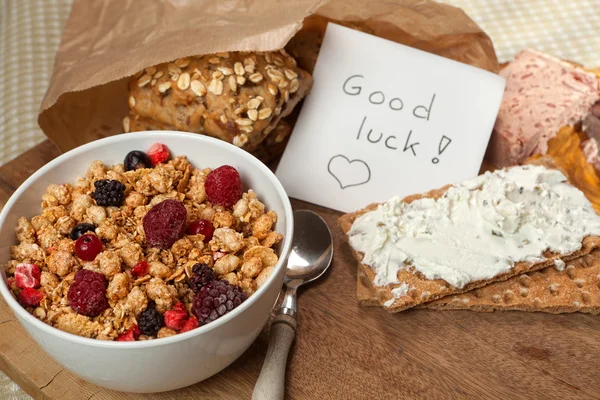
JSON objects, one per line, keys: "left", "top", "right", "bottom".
{"left": 186, "top": 219, "right": 215, "bottom": 242}
{"left": 75, "top": 234, "right": 103, "bottom": 261}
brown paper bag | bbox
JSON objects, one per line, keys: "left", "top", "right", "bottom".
{"left": 38, "top": 0, "right": 498, "bottom": 153}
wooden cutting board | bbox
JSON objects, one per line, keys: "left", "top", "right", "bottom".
{"left": 2, "top": 140, "right": 600, "bottom": 400}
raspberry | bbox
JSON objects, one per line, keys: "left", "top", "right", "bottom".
{"left": 75, "top": 233, "right": 103, "bottom": 261}
{"left": 93, "top": 179, "right": 126, "bottom": 207}
{"left": 116, "top": 325, "right": 141, "bottom": 341}
{"left": 131, "top": 261, "right": 149, "bottom": 277}
{"left": 192, "top": 280, "right": 246, "bottom": 326}
{"left": 205, "top": 165, "right": 242, "bottom": 208}
{"left": 164, "top": 304, "right": 189, "bottom": 331}
{"left": 147, "top": 143, "right": 170, "bottom": 166}
{"left": 138, "top": 306, "right": 164, "bottom": 336}
{"left": 67, "top": 269, "right": 108, "bottom": 317}
{"left": 186, "top": 219, "right": 214, "bottom": 242}
{"left": 180, "top": 317, "right": 199, "bottom": 333}
{"left": 143, "top": 199, "right": 187, "bottom": 249}
{"left": 189, "top": 263, "right": 215, "bottom": 293}
{"left": 14, "top": 263, "right": 41, "bottom": 289}
{"left": 18, "top": 288, "right": 43, "bottom": 308}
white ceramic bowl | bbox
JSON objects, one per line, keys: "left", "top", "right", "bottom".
{"left": 0, "top": 131, "right": 293, "bottom": 393}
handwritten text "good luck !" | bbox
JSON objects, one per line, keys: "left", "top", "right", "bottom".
{"left": 342, "top": 75, "right": 451, "bottom": 163}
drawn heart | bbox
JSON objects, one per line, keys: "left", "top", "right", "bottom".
{"left": 327, "top": 154, "right": 371, "bottom": 189}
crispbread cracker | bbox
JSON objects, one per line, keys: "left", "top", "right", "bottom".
{"left": 421, "top": 251, "right": 600, "bottom": 314}
{"left": 339, "top": 184, "right": 600, "bottom": 313}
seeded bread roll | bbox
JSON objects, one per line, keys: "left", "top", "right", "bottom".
{"left": 125, "top": 51, "right": 312, "bottom": 160}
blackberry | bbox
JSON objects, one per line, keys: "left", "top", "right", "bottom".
{"left": 189, "top": 264, "right": 215, "bottom": 293}
{"left": 93, "top": 179, "right": 125, "bottom": 207}
{"left": 192, "top": 280, "right": 246, "bottom": 326}
{"left": 124, "top": 150, "right": 152, "bottom": 171}
{"left": 138, "top": 306, "right": 164, "bottom": 336}
{"left": 70, "top": 223, "right": 96, "bottom": 240}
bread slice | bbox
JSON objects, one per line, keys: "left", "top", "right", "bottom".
{"left": 339, "top": 184, "right": 600, "bottom": 313}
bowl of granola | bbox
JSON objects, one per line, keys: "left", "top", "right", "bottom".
{"left": 0, "top": 131, "right": 293, "bottom": 392}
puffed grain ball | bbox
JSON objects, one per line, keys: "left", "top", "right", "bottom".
{"left": 212, "top": 228, "right": 244, "bottom": 253}
{"left": 213, "top": 254, "right": 241, "bottom": 275}
{"left": 213, "top": 212, "right": 235, "bottom": 228}
{"left": 86, "top": 160, "right": 107, "bottom": 180}
{"left": 45, "top": 184, "right": 71, "bottom": 205}
{"left": 125, "top": 286, "right": 148, "bottom": 315}
{"left": 107, "top": 272, "right": 130, "bottom": 301}
{"left": 241, "top": 256, "right": 262, "bottom": 278}
{"left": 97, "top": 250, "right": 123, "bottom": 277}
{"left": 256, "top": 266, "right": 274, "bottom": 288}
{"left": 157, "top": 327, "right": 177, "bottom": 338}
{"left": 125, "top": 191, "right": 147, "bottom": 208}
{"left": 40, "top": 271, "right": 60, "bottom": 290}
{"left": 37, "top": 227, "right": 62, "bottom": 250}
{"left": 30, "top": 215, "right": 52, "bottom": 232}
{"left": 47, "top": 250, "right": 75, "bottom": 277}
{"left": 148, "top": 261, "right": 171, "bottom": 279}
{"left": 86, "top": 205, "right": 107, "bottom": 225}
{"left": 54, "top": 215, "right": 77, "bottom": 235}
{"left": 252, "top": 213, "right": 275, "bottom": 240}
{"left": 96, "top": 222, "right": 118, "bottom": 241}
{"left": 171, "top": 238, "right": 193, "bottom": 258}
{"left": 118, "top": 243, "right": 143, "bottom": 268}
{"left": 233, "top": 198, "right": 249, "bottom": 220}
{"left": 16, "top": 217, "right": 36, "bottom": 243}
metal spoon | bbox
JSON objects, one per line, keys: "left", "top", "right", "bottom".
{"left": 252, "top": 209, "right": 333, "bottom": 400}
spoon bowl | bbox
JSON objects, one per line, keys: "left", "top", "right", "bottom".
{"left": 284, "top": 210, "right": 333, "bottom": 289}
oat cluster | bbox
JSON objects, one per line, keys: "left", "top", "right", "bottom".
{"left": 124, "top": 50, "right": 312, "bottom": 161}
{"left": 6, "top": 155, "right": 282, "bottom": 340}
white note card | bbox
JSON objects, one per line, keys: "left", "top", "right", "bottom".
{"left": 276, "top": 23, "right": 506, "bottom": 213}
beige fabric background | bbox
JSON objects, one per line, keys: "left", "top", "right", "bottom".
{"left": 0, "top": 0, "right": 599, "bottom": 398}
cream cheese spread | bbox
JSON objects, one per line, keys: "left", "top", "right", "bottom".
{"left": 348, "top": 166, "right": 600, "bottom": 289}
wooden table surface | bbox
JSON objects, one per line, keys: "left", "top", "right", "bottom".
{"left": 1, "top": 141, "right": 600, "bottom": 400}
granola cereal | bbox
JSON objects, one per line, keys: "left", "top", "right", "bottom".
{"left": 5, "top": 143, "right": 283, "bottom": 341}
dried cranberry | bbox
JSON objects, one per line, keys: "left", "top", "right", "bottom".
{"left": 186, "top": 219, "right": 214, "bottom": 242}
{"left": 116, "top": 325, "right": 141, "bottom": 341}
{"left": 75, "top": 234, "right": 103, "bottom": 261}
{"left": 205, "top": 165, "right": 242, "bottom": 208}
{"left": 180, "top": 317, "right": 199, "bottom": 333}
{"left": 131, "top": 261, "right": 149, "bottom": 277}
{"left": 67, "top": 269, "right": 108, "bottom": 317}
{"left": 143, "top": 199, "right": 187, "bottom": 249}
{"left": 164, "top": 304, "right": 189, "bottom": 331}
{"left": 18, "top": 288, "right": 43, "bottom": 308}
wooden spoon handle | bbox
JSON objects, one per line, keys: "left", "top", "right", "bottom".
{"left": 252, "top": 314, "right": 297, "bottom": 400}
